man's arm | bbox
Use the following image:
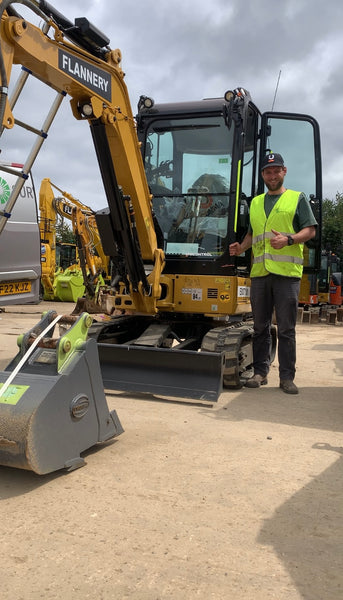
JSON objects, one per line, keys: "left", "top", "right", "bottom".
{"left": 229, "top": 232, "right": 253, "bottom": 256}
{"left": 270, "top": 226, "right": 316, "bottom": 249}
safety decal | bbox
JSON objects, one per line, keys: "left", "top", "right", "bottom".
{"left": 182, "top": 288, "right": 203, "bottom": 301}
{"left": 0, "top": 384, "right": 30, "bottom": 405}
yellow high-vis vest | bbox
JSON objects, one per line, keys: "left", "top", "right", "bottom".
{"left": 250, "top": 190, "right": 304, "bottom": 278}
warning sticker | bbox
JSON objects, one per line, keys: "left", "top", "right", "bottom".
{"left": 191, "top": 289, "right": 202, "bottom": 301}
{"left": 0, "top": 384, "right": 29, "bottom": 405}
{"left": 182, "top": 288, "right": 203, "bottom": 301}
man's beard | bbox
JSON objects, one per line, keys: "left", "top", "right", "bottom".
{"left": 266, "top": 177, "right": 284, "bottom": 192}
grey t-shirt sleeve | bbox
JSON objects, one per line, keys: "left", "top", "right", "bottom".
{"left": 294, "top": 192, "right": 318, "bottom": 231}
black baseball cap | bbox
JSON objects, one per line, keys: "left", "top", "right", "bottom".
{"left": 261, "top": 153, "right": 284, "bottom": 171}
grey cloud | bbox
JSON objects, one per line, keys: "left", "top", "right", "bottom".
{"left": 2, "top": 0, "right": 343, "bottom": 204}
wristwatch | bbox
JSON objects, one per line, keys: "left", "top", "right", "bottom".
{"left": 287, "top": 235, "right": 294, "bottom": 246}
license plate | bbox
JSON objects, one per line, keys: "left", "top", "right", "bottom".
{"left": 0, "top": 281, "right": 32, "bottom": 296}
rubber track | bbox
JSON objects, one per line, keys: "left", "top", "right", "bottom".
{"left": 201, "top": 322, "right": 254, "bottom": 388}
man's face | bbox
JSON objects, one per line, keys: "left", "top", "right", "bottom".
{"left": 262, "top": 166, "right": 287, "bottom": 192}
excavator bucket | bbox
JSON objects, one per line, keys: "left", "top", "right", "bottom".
{"left": 0, "top": 311, "right": 123, "bottom": 475}
{"left": 53, "top": 268, "right": 86, "bottom": 302}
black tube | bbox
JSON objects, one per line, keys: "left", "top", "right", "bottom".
{"left": 39, "top": 1, "right": 74, "bottom": 30}
{"left": 39, "top": 1, "right": 109, "bottom": 57}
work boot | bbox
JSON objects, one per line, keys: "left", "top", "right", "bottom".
{"left": 245, "top": 374, "right": 268, "bottom": 388}
{"left": 280, "top": 380, "right": 299, "bottom": 395}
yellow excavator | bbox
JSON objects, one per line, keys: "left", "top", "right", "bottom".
{"left": 39, "top": 177, "right": 109, "bottom": 302}
{"left": 299, "top": 250, "right": 342, "bottom": 307}
{"left": 0, "top": 1, "right": 322, "bottom": 473}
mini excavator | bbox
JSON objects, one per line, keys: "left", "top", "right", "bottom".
{"left": 0, "top": 1, "right": 322, "bottom": 473}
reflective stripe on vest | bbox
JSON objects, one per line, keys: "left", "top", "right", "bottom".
{"left": 250, "top": 190, "right": 304, "bottom": 278}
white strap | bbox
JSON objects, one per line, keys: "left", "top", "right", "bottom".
{"left": 0, "top": 314, "right": 62, "bottom": 399}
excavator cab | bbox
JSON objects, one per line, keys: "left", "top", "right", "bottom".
{"left": 137, "top": 97, "right": 252, "bottom": 276}
{"left": 143, "top": 112, "right": 233, "bottom": 256}
{"left": 137, "top": 96, "right": 322, "bottom": 278}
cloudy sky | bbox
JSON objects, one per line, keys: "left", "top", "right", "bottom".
{"left": 2, "top": 0, "right": 343, "bottom": 210}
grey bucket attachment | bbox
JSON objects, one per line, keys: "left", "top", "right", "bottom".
{"left": 0, "top": 311, "right": 123, "bottom": 475}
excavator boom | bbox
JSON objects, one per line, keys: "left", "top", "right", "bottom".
{"left": 0, "top": 1, "right": 164, "bottom": 312}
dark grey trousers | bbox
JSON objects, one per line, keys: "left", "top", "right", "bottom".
{"left": 250, "top": 274, "right": 301, "bottom": 381}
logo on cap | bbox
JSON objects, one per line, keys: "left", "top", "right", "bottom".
{"left": 261, "top": 152, "right": 284, "bottom": 171}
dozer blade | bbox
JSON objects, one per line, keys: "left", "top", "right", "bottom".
{"left": 98, "top": 343, "right": 224, "bottom": 402}
{"left": 0, "top": 311, "right": 123, "bottom": 475}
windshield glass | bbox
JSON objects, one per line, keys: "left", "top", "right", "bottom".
{"left": 144, "top": 116, "right": 233, "bottom": 257}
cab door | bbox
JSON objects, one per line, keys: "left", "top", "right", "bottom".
{"left": 259, "top": 112, "right": 322, "bottom": 273}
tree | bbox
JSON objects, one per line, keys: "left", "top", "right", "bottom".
{"left": 322, "top": 192, "right": 343, "bottom": 260}
{"left": 55, "top": 217, "right": 76, "bottom": 244}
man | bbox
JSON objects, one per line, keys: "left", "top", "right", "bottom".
{"left": 229, "top": 153, "right": 317, "bottom": 394}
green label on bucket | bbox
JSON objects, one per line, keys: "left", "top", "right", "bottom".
{"left": 0, "top": 384, "right": 29, "bottom": 404}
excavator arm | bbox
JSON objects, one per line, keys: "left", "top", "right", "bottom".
{"left": 39, "top": 177, "right": 110, "bottom": 303}
{"left": 39, "top": 176, "right": 58, "bottom": 298}
{"left": 41, "top": 178, "right": 109, "bottom": 279}
{"left": 0, "top": 1, "right": 164, "bottom": 313}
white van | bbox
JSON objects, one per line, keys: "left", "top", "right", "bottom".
{"left": 0, "top": 163, "right": 41, "bottom": 306}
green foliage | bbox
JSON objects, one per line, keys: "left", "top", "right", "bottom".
{"left": 55, "top": 218, "right": 76, "bottom": 244}
{"left": 322, "top": 192, "right": 343, "bottom": 261}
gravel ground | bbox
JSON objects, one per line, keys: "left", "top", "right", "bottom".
{"left": 0, "top": 301, "right": 342, "bottom": 600}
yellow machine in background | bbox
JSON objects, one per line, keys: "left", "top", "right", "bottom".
{"left": 299, "top": 250, "right": 342, "bottom": 307}
{"left": 39, "top": 178, "right": 109, "bottom": 302}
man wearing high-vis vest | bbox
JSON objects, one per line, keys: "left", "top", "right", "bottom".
{"left": 229, "top": 153, "right": 317, "bottom": 394}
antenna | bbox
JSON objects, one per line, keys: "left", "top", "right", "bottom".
{"left": 271, "top": 70, "right": 281, "bottom": 111}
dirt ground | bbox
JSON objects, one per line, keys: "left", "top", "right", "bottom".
{"left": 0, "top": 301, "right": 342, "bottom": 600}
